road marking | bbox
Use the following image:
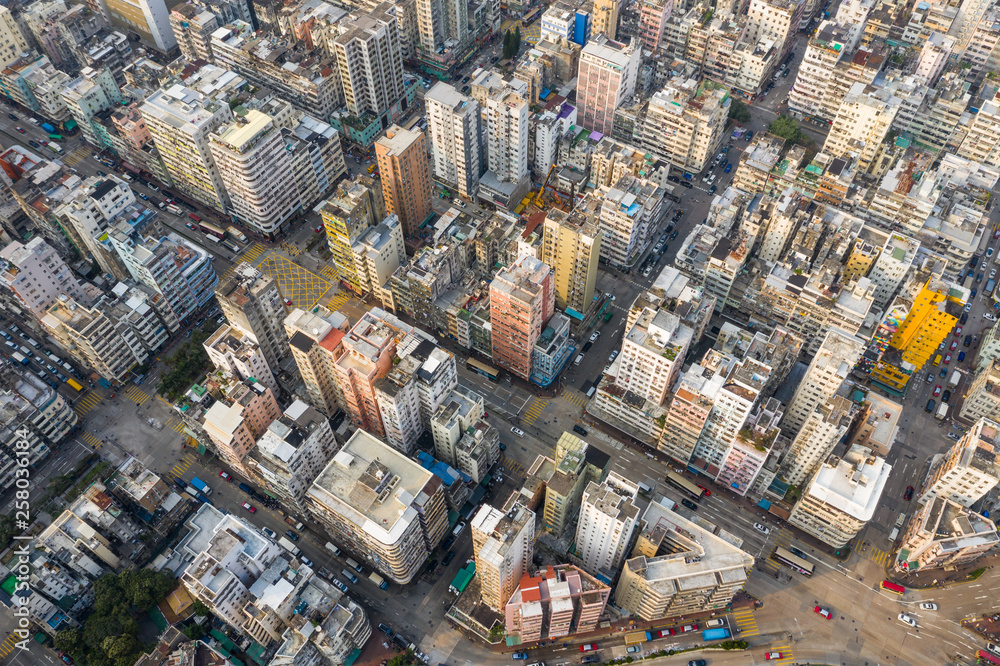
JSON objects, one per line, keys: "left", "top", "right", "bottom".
{"left": 0, "top": 632, "right": 21, "bottom": 658}
{"left": 521, "top": 398, "right": 548, "bottom": 425}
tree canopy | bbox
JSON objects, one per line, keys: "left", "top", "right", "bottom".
{"left": 767, "top": 115, "right": 810, "bottom": 146}
{"left": 728, "top": 99, "right": 751, "bottom": 123}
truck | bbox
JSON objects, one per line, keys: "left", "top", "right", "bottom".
{"left": 222, "top": 240, "right": 241, "bottom": 253}
{"left": 949, "top": 370, "right": 961, "bottom": 388}
{"left": 987, "top": 278, "right": 996, "bottom": 297}
{"left": 11, "top": 352, "right": 27, "bottom": 365}
{"left": 936, "top": 402, "right": 949, "bottom": 420}
{"left": 369, "top": 571, "right": 389, "bottom": 590}
{"left": 324, "top": 542, "right": 342, "bottom": 557}
{"left": 283, "top": 516, "right": 305, "bottom": 530}
{"left": 345, "top": 557, "right": 363, "bottom": 573}
{"left": 889, "top": 527, "right": 900, "bottom": 541}
{"left": 226, "top": 226, "right": 248, "bottom": 243}
{"left": 166, "top": 204, "right": 183, "bottom": 216}
{"left": 278, "top": 537, "right": 301, "bottom": 556}
{"left": 189, "top": 476, "right": 212, "bottom": 495}
{"left": 701, "top": 627, "right": 731, "bottom": 641}
{"left": 47, "top": 142, "right": 62, "bottom": 154}
{"left": 66, "top": 378, "right": 83, "bottom": 391}
{"left": 41, "top": 122, "right": 54, "bottom": 133}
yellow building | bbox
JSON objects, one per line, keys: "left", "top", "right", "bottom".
{"left": 541, "top": 208, "right": 602, "bottom": 314}
{"left": 843, "top": 237, "right": 880, "bottom": 283}
{"left": 320, "top": 175, "right": 384, "bottom": 294}
{"left": 870, "top": 278, "right": 967, "bottom": 391}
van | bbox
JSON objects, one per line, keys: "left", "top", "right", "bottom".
{"left": 452, "top": 521, "right": 466, "bottom": 537}
{"left": 574, "top": 353, "right": 584, "bottom": 365}
{"left": 325, "top": 542, "right": 342, "bottom": 557}
{"left": 889, "top": 527, "right": 899, "bottom": 541}
{"left": 933, "top": 355, "right": 942, "bottom": 366}
{"left": 586, "top": 385, "right": 597, "bottom": 398}
{"left": 341, "top": 569, "right": 359, "bottom": 584}
{"left": 705, "top": 619, "right": 725, "bottom": 628}
{"left": 573, "top": 424, "right": 588, "bottom": 436}
{"left": 18, "top": 346, "right": 29, "bottom": 355}
{"left": 925, "top": 399, "right": 935, "bottom": 413}
{"left": 345, "top": 557, "right": 363, "bottom": 573}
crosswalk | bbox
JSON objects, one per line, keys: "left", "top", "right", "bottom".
{"left": 124, "top": 385, "right": 150, "bottom": 405}
{"left": 319, "top": 265, "right": 339, "bottom": 282}
{"left": 168, "top": 451, "right": 198, "bottom": 480}
{"left": 866, "top": 546, "right": 892, "bottom": 568}
{"left": 74, "top": 391, "right": 103, "bottom": 417}
{"left": 563, "top": 391, "right": 589, "bottom": 408}
{"left": 522, "top": 398, "right": 548, "bottom": 425}
{"left": 61, "top": 145, "right": 93, "bottom": 166}
{"left": 168, "top": 417, "right": 186, "bottom": 434}
{"left": 240, "top": 242, "right": 266, "bottom": 264}
{"left": 501, "top": 455, "right": 525, "bottom": 477}
{"left": 325, "top": 290, "right": 350, "bottom": 312}
{"left": 79, "top": 431, "right": 103, "bottom": 449}
{"left": 731, "top": 608, "right": 759, "bottom": 637}
{"left": 0, "top": 633, "right": 21, "bottom": 659}
{"left": 761, "top": 527, "right": 796, "bottom": 574}
{"left": 769, "top": 644, "right": 794, "bottom": 664}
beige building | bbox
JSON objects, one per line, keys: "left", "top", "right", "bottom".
{"left": 822, "top": 83, "right": 901, "bottom": 174}
{"left": 733, "top": 133, "right": 785, "bottom": 195}
{"left": 306, "top": 429, "right": 449, "bottom": 584}
{"left": 0, "top": 7, "right": 30, "bottom": 70}
{"left": 788, "top": 445, "right": 891, "bottom": 547}
{"left": 375, "top": 125, "right": 432, "bottom": 237}
{"left": 283, "top": 307, "right": 351, "bottom": 416}
{"left": 201, "top": 376, "right": 282, "bottom": 478}
{"left": 541, "top": 207, "right": 601, "bottom": 314}
{"left": 641, "top": 77, "right": 730, "bottom": 174}
{"left": 919, "top": 418, "right": 1000, "bottom": 508}
{"left": 471, "top": 492, "right": 536, "bottom": 611}
{"left": 104, "top": 0, "right": 176, "bottom": 52}
{"left": 783, "top": 328, "right": 865, "bottom": 437}
{"left": 962, "top": 361, "right": 1000, "bottom": 423}
{"left": 782, "top": 395, "right": 855, "bottom": 488}
{"left": 615, "top": 496, "right": 754, "bottom": 621}
{"left": 216, "top": 263, "right": 290, "bottom": 372}
{"left": 846, "top": 391, "right": 902, "bottom": 457}
{"left": 895, "top": 495, "right": 999, "bottom": 573}
{"left": 592, "top": 0, "right": 620, "bottom": 39}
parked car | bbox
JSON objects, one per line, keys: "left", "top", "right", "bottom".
{"left": 626, "top": 646, "right": 641, "bottom": 654}
{"left": 285, "top": 530, "right": 300, "bottom": 541}
{"left": 905, "top": 486, "right": 914, "bottom": 500}
{"left": 933, "top": 385, "right": 942, "bottom": 397}
{"left": 680, "top": 624, "right": 698, "bottom": 633}
{"left": 241, "top": 502, "right": 256, "bottom": 513}
{"left": 219, "top": 471, "right": 233, "bottom": 481}
{"left": 261, "top": 527, "right": 277, "bottom": 538}
{"left": 814, "top": 606, "right": 832, "bottom": 619}
{"left": 697, "top": 484, "right": 711, "bottom": 496}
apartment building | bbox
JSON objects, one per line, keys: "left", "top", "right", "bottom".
{"left": 658, "top": 367, "right": 717, "bottom": 464}
{"left": 592, "top": 0, "right": 620, "bottom": 39}
{"left": 248, "top": 400, "right": 338, "bottom": 515}
{"left": 352, "top": 214, "right": 407, "bottom": 306}
{"left": 733, "top": 133, "right": 785, "bottom": 195}
{"left": 638, "top": 0, "right": 672, "bottom": 51}
{"left": 846, "top": 391, "right": 902, "bottom": 457}
{"left": 617, "top": 307, "right": 693, "bottom": 405}
{"left": 822, "top": 82, "right": 901, "bottom": 174}
{"left": 139, "top": 85, "right": 232, "bottom": 211}
{"left": 781, "top": 395, "right": 855, "bottom": 488}
{"left": 425, "top": 82, "right": 483, "bottom": 199}
{"left": 471, "top": 493, "right": 536, "bottom": 611}
{"left": 60, "top": 67, "right": 124, "bottom": 148}
{"left": 0, "top": 7, "right": 31, "bottom": 70}
{"left": 333, "top": 3, "right": 407, "bottom": 125}
{"left": 209, "top": 110, "right": 300, "bottom": 237}
{"left": 217, "top": 263, "right": 290, "bottom": 372}
{"left": 787, "top": 21, "right": 850, "bottom": 123}
{"left": 866, "top": 233, "right": 918, "bottom": 310}
{"left": 104, "top": 0, "right": 176, "bottom": 53}
{"left": 170, "top": 3, "right": 218, "bottom": 61}
{"left": 320, "top": 175, "right": 386, "bottom": 296}
{"left": 783, "top": 328, "right": 865, "bottom": 437}
{"left": 789, "top": 445, "right": 891, "bottom": 547}
{"left": 204, "top": 325, "right": 277, "bottom": 392}
{"left": 416, "top": 0, "right": 466, "bottom": 53}
{"left": 0, "top": 238, "right": 96, "bottom": 320}
{"left": 919, "top": 418, "right": 1000, "bottom": 508}
{"left": 430, "top": 385, "right": 496, "bottom": 477}
{"left": 895, "top": 496, "right": 999, "bottom": 573}
{"left": 306, "top": 429, "right": 449, "bottom": 584}
{"left": 957, "top": 89, "right": 1000, "bottom": 169}
{"left": 641, "top": 78, "right": 730, "bottom": 174}
{"left": 746, "top": 0, "right": 803, "bottom": 59}
{"left": 504, "top": 564, "right": 610, "bottom": 644}
{"left": 597, "top": 174, "right": 665, "bottom": 268}
{"left": 375, "top": 125, "right": 432, "bottom": 237}
{"left": 616, "top": 497, "right": 754, "bottom": 620}
{"left": 576, "top": 472, "right": 641, "bottom": 576}
{"left": 482, "top": 85, "right": 530, "bottom": 207}
{"left": 202, "top": 376, "right": 282, "bottom": 477}
{"left": 489, "top": 255, "right": 554, "bottom": 380}
{"left": 284, "top": 307, "right": 351, "bottom": 416}
{"left": 577, "top": 34, "right": 640, "bottom": 135}
{"left": 541, "top": 207, "right": 601, "bottom": 314}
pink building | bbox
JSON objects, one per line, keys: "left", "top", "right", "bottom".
{"left": 489, "top": 255, "right": 554, "bottom": 381}
{"left": 577, "top": 34, "right": 641, "bottom": 135}
{"left": 111, "top": 103, "right": 154, "bottom": 151}
{"left": 638, "top": 0, "right": 674, "bottom": 51}
{"left": 202, "top": 376, "right": 282, "bottom": 477}
{"left": 505, "top": 565, "right": 611, "bottom": 643}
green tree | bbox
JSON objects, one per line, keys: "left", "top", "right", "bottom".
{"left": 103, "top": 634, "right": 142, "bottom": 666}
{"left": 54, "top": 628, "right": 84, "bottom": 656}
{"left": 768, "top": 115, "right": 809, "bottom": 145}
{"left": 514, "top": 25, "right": 521, "bottom": 54}
{"left": 388, "top": 650, "right": 419, "bottom": 666}
{"left": 182, "top": 623, "right": 205, "bottom": 640}
{"left": 728, "top": 99, "right": 751, "bottom": 123}
{"left": 122, "top": 569, "right": 175, "bottom": 610}
{"left": 502, "top": 30, "right": 512, "bottom": 59}
{"left": 191, "top": 600, "right": 210, "bottom": 617}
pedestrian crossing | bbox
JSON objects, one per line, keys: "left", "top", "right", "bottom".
{"left": 79, "top": 431, "right": 102, "bottom": 449}
{"left": 74, "top": 391, "right": 103, "bottom": 417}
{"left": 0, "top": 633, "right": 21, "bottom": 659}
{"left": 762, "top": 528, "right": 795, "bottom": 573}
{"left": 731, "top": 608, "right": 759, "bottom": 637}
{"left": 563, "top": 392, "right": 588, "bottom": 408}
{"left": 770, "top": 644, "right": 794, "bottom": 664}
{"left": 522, "top": 398, "right": 548, "bottom": 425}
{"left": 319, "top": 265, "right": 339, "bottom": 282}
{"left": 61, "top": 145, "right": 92, "bottom": 166}
{"left": 125, "top": 385, "right": 150, "bottom": 405}
{"left": 325, "top": 290, "right": 350, "bottom": 312}
{"left": 169, "top": 451, "right": 197, "bottom": 480}
{"left": 240, "top": 242, "right": 266, "bottom": 264}
{"left": 168, "top": 418, "right": 186, "bottom": 434}
{"left": 500, "top": 455, "right": 525, "bottom": 477}
{"left": 866, "top": 546, "right": 892, "bottom": 568}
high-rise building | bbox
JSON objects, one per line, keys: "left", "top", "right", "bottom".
{"left": 822, "top": 83, "right": 901, "bottom": 173}
{"left": 307, "top": 429, "right": 450, "bottom": 584}
{"left": 484, "top": 86, "right": 529, "bottom": 187}
{"left": 415, "top": 0, "right": 466, "bottom": 53}
{"left": 283, "top": 307, "right": 350, "bottom": 416}
{"left": 331, "top": 311, "right": 404, "bottom": 437}
{"left": 957, "top": 89, "right": 1000, "bottom": 169}
{"left": 577, "top": 34, "right": 640, "bottom": 135}
{"left": 170, "top": 3, "right": 219, "bottom": 61}
{"left": 320, "top": 175, "right": 386, "bottom": 296}
{"left": 637, "top": 0, "right": 672, "bottom": 51}
{"left": 746, "top": 0, "right": 804, "bottom": 59}
{"left": 0, "top": 238, "right": 96, "bottom": 320}
{"left": 641, "top": 78, "right": 731, "bottom": 174}
{"left": 961, "top": 360, "right": 1000, "bottom": 423}
{"left": 596, "top": 175, "right": 666, "bottom": 268}
{"left": 41, "top": 296, "right": 148, "bottom": 382}
{"left": 489, "top": 255, "right": 555, "bottom": 380}
{"left": 248, "top": 400, "right": 339, "bottom": 515}
{"left": 592, "top": 0, "right": 619, "bottom": 39}
{"left": 781, "top": 395, "right": 855, "bottom": 487}
{"left": 866, "top": 233, "right": 918, "bottom": 310}
{"left": 375, "top": 125, "right": 432, "bottom": 237}
{"left": 615, "top": 497, "right": 754, "bottom": 620}
{"left": 576, "top": 472, "right": 641, "bottom": 576}
{"left": 425, "top": 82, "right": 483, "bottom": 199}
{"left": 217, "top": 263, "right": 290, "bottom": 373}
{"left": 541, "top": 208, "right": 601, "bottom": 314}
{"left": 352, "top": 214, "right": 407, "bottom": 306}
{"left": 209, "top": 110, "right": 300, "bottom": 237}
{"left": 895, "top": 496, "right": 999, "bottom": 573}
{"left": 471, "top": 493, "right": 536, "bottom": 611}
{"left": 204, "top": 325, "right": 277, "bottom": 392}
{"left": 919, "top": 418, "right": 1000, "bottom": 507}
{"left": 788, "top": 445, "right": 891, "bottom": 548}
{"left": 658, "top": 368, "right": 717, "bottom": 464}
{"left": 783, "top": 328, "right": 865, "bottom": 437}
{"left": 0, "top": 7, "right": 31, "bottom": 70}
{"left": 691, "top": 356, "right": 767, "bottom": 477}
{"left": 139, "top": 85, "right": 232, "bottom": 211}
{"left": 430, "top": 386, "right": 499, "bottom": 483}
{"left": 104, "top": 0, "right": 176, "bottom": 53}
{"left": 61, "top": 68, "right": 125, "bottom": 148}
{"left": 202, "top": 376, "right": 282, "bottom": 477}
{"left": 504, "top": 564, "right": 610, "bottom": 644}
{"left": 333, "top": 4, "right": 407, "bottom": 124}
{"left": 618, "top": 307, "right": 694, "bottom": 405}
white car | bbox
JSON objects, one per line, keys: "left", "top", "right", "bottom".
{"left": 511, "top": 427, "right": 525, "bottom": 437}
{"left": 753, "top": 522, "right": 770, "bottom": 535}
{"left": 986, "top": 313, "right": 998, "bottom": 322}
{"left": 919, "top": 602, "right": 938, "bottom": 611}
{"left": 898, "top": 613, "right": 917, "bottom": 627}
{"left": 590, "top": 331, "right": 601, "bottom": 343}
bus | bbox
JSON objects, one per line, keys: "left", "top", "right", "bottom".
{"left": 466, "top": 358, "right": 501, "bottom": 381}
{"left": 978, "top": 650, "right": 1000, "bottom": 665}
{"left": 880, "top": 580, "right": 905, "bottom": 595}
{"left": 522, "top": 7, "right": 541, "bottom": 24}
{"left": 624, "top": 630, "right": 649, "bottom": 645}
{"left": 199, "top": 220, "right": 226, "bottom": 239}
{"left": 66, "top": 378, "right": 84, "bottom": 392}
{"left": 771, "top": 547, "right": 815, "bottom": 577}
{"left": 48, "top": 133, "right": 63, "bottom": 140}
{"left": 665, "top": 470, "right": 704, "bottom": 500}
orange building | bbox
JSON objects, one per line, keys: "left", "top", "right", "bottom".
{"left": 375, "top": 125, "right": 432, "bottom": 237}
